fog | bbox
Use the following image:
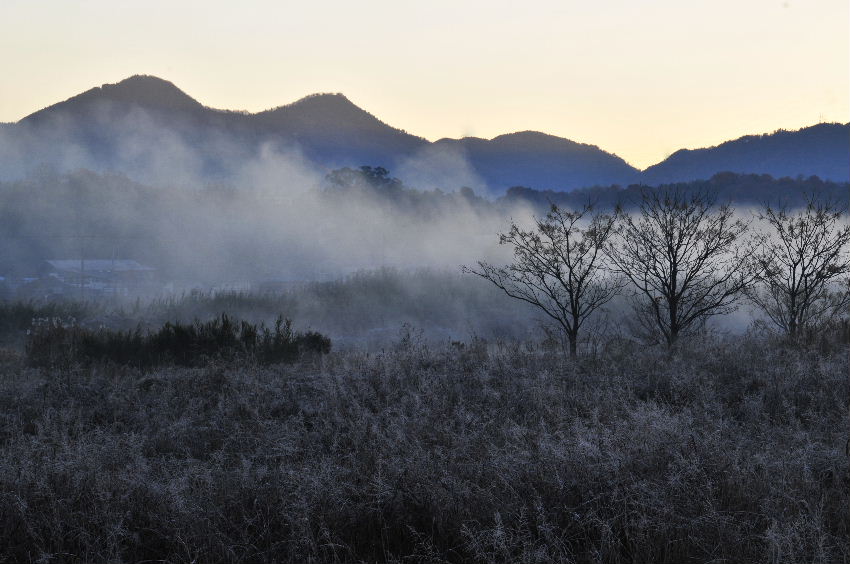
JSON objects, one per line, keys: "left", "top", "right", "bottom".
{"left": 1, "top": 108, "right": 846, "bottom": 346}
{"left": 0, "top": 108, "right": 553, "bottom": 343}
{"left": 0, "top": 104, "right": 538, "bottom": 275}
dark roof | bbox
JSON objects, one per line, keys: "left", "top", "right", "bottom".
{"left": 46, "top": 259, "right": 155, "bottom": 273}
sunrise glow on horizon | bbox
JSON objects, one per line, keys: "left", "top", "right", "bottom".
{"left": 1, "top": 0, "right": 847, "bottom": 169}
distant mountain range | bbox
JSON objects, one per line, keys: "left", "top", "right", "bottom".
{"left": 2, "top": 75, "right": 847, "bottom": 193}
{"left": 641, "top": 123, "right": 849, "bottom": 186}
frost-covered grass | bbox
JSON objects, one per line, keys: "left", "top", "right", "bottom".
{"left": 0, "top": 333, "right": 847, "bottom": 563}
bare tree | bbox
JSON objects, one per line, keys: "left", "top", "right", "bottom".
{"left": 608, "top": 189, "right": 753, "bottom": 346}
{"left": 747, "top": 195, "right": 850, "bottom": 338}
{"left": 465, "top": 204, "right": 621, "bottom": 357}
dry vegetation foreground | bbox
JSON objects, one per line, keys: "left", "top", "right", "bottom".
{"left": 0, "top": 335, "right": 848, "bottom": 563}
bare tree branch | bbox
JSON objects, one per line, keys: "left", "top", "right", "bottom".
{"left": 746, "top": 194, "right": 850, "bottom": 338}
{"left": 465, "top": 204, "right": 623, "bottom": 357}
{"left": 608, "top": 189, "right": 755, "bottom": 346}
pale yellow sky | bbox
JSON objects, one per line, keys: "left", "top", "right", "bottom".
{"left": 1, "top": 0, "right": 847, "bottom": 168}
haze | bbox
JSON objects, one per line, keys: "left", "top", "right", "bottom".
{"left": 2, "top": 0, "right": 847, "bottom": 169}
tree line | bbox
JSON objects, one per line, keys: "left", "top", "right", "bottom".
{"left": 467, "top": 190, "right": 850, "bottom": 356}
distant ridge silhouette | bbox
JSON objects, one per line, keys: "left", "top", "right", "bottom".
{"left": 5, "top": 75, "right": 849, "bottom": 192}
{"left": 433, "top": 131, "right": 638, "bottom": 191}
{"left": 642, "top": 123, "right": 849, "bottom": 185}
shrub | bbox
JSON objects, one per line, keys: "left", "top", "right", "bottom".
{"left": 25, "top": 314, "right": 330, "bottom": 368}
{"left": 0, "top": 300, "right": 93, "bottom": 344}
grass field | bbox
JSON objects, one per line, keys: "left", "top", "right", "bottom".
{"left": 0, "top": 326, "right": 847, "bottom": 563}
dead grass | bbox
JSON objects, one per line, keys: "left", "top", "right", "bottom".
{"left": 0, "top": 333, "right": 847, "bottom": 563}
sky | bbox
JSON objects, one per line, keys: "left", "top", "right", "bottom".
{"left": 1, "top": 0, "right": 847, "bottom": 169}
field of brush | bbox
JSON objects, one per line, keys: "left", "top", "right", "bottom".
{"left": 0, "top": 312, "right": 847, "bottom": 563}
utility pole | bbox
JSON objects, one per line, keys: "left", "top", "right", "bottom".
{"left": 79, "top": 243, "right": 85, "bottom": 302}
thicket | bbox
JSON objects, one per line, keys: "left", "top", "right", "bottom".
{"left": 25, "top": 314, "right": 330, "bottom": 368}
{"left": 0, "top": 330, "right": 847, "bottom": 563}
{"left": 0, "top": 269, "right": 542, "bottom": 352}
{"left": 502, "top": 172, "right": 849, "bottom": 212}
{"left": 0, "top": 300, "right": 95, "bottom": 345}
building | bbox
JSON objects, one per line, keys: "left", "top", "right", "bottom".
{"left": 45, "top": 259, "right": 156, "bottom": 297}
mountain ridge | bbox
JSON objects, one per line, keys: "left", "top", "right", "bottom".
{"left": 5, "top": 75, "right": 848, "bottom": 191}
{"left": 642, "top": 122, "right": 849, "bottom": 184}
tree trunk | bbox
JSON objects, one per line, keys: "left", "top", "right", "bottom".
{"left": 843, "top": 321, "right": 850, "bottom": 510}
{"left": 566, "top": 332, "right": 578, "bottom": 358}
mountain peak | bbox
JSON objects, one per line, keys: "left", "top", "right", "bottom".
{"left": 290, "top": 92, "right": 354, "bottom": 106}
{"left": 87, "top": 75, "right": 203, "bottom": 111}
{"left": 21, "top": 75, "right": 203, "bottom": 122}
{"left": 257, "top": 92, "right": 422, "bottom": 143}
{"left": 489, "top": 131, "right": 587, "bottom": 150}
{"left": 261, "top": 92, "right": 370, "bottom": 121}
{"left": 492, "top": 130, "right": 563, "bottom": 141}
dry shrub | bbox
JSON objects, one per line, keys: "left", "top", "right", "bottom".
{"left": 25, "top": 314, "right": 331, "bottom": 368}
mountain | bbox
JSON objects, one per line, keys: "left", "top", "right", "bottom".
{"left": 254, "top": 93, "right": 425, "bottom": 165}
{"left": 22, "top": 75, "right": 205, "bottom": 123}
{"left": 434, "top": 131, "right": 639, "bottom": 191}
{"left": 0, "top": 75, "right": 642, "bottom": 192}
{"left": 2, "top": 75, "right": 848, "bottom": 192}
{"left": 642, "top": 123, "right": 850, "bottom": 185}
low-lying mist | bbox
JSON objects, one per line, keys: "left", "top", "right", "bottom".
{"left": 0, "top": 162, "right": 533, "bottom": 286}
{"left": 1, "top": 113, "right": 847, "bottom": 347}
